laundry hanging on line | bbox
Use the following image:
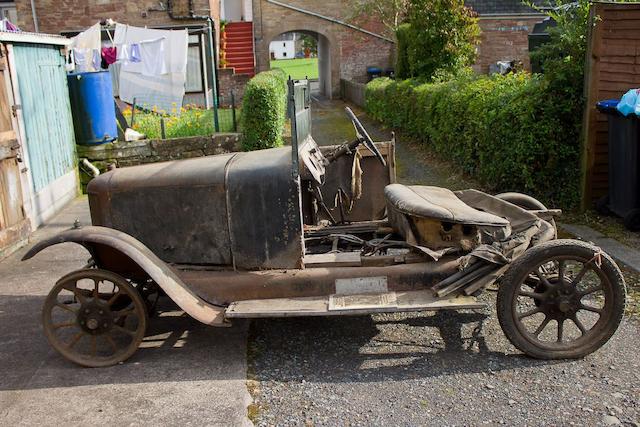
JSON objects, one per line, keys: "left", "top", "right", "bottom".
{"left": 72, "top": 44, "right": 141, "bottom": 71}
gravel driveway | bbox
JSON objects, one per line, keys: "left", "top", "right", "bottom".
{"left": 248, "top": 294, "right": 639, "bottom": 426}
{"left": 246, "top": 98, "right": 640, "bottom": 426}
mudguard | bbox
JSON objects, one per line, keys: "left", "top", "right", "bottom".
{"left": 22, "top": 226, "right": 227, "bottom": 326}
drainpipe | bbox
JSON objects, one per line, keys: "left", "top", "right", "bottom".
{"left": 29, "top": 0, "right": 39, "bottom": 32}
{"left": 165, "top": 1, "right": 220, "bottom": 130}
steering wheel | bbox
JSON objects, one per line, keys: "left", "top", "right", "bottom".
{"left": 345, "top": 107, "right": 386, "bottom": 167}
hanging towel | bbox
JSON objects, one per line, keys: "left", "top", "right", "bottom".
{"left": 139, "top": 38, "right": 168, "bottom": 76}
{"left": 91, "top": 49, "right": 102, "bottom": 71}
{"left": 117, "top": 43, "right": 130, "bottom": 65}
{"left": 130, "top": 43, "right": 142, "bottom": 63}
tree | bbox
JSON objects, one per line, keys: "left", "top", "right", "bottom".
{"left": 300, "top": 34, "right": 317, "bottom": 55}
{"left": 403, "top": 0, "right": 480, "bottom": 79}
{"left": 348, "top": 0, "right": 410, "bottom": 38}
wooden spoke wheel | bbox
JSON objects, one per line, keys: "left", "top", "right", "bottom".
{"left": 497, "top": 240, "right": 626, "bottom": 359}
{"left": 42, "top": 269, "right": 148, "bottom": 367}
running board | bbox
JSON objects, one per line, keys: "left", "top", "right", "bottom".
{"left": 225, "top": 290, "right": 485, "bottom": 318}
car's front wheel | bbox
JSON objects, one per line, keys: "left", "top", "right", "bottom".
{"left": 497, "top": 240, "right": 626, "bottom": 359}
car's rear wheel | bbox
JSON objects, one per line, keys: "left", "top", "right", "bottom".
{"left": 497, "top": 240, "right": 626, "bottom": 359}
{"left": 42, "top": 268, "right": 148, "bottom": 367}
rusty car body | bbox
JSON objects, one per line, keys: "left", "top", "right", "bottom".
{"left": 24, "top": 80, "right": 627, "bottom": 367}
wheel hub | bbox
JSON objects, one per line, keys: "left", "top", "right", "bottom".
{"left": 77, "top": 301, "right": 114, "bottom": 335}
{"left": 541, "top": 282, "right": 580, "bottom": 319}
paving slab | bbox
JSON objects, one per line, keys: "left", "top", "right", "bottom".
{"left": 0, "top": 197, "right": 251, "bottom": 426}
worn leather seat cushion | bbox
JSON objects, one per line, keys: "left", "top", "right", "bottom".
{"left": 384, "top": 184, "right": 509, "bottom": 226}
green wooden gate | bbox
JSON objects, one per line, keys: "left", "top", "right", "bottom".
{"left": 13, "top": 42, "right": 76, "bottom": 193}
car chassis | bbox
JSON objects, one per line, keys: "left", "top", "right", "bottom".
{"left": 23, "top": 80, "right": 626, "bottom": 367}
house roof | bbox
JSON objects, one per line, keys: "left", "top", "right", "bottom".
{"left": 465, "top": 0, "right": 550, "bottom": 15}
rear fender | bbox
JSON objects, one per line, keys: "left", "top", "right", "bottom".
{"left": 22, "top": 226, "right": 227, "bottom": 326}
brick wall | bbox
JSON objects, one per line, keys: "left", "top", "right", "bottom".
{"left": 217, "top": 67, "right": 249, "bottom": 106}
{"left": 15, "top": 0, "right": 217, "bottom": 33}
{"left": 253, "top": 0, "right": 394, "bottom": 98}
{"left": 473, "top": 17, "right": 543, "bottom": 73}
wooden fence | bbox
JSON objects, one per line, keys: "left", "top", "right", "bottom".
{"left": 582, "top": 2, "right": 640, "bottom": 208}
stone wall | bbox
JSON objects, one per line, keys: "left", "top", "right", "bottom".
{"left": 15, "top": 0, "right": 218, "bottom": 33}
{"left": 76, "top": 133, "right": 242, "bottom": 191}
{"left": 473, "top": 17, "right": 543, "bottom": 73}
{"left": 217, "top": 68, "right": 250, "bottom": 107}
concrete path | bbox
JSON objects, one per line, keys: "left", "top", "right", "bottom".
{"left": 0, "top": 197, "right": 251, "bottom": 426}
{"left": 560, "top": 223, "right": 640, "bottom": 274}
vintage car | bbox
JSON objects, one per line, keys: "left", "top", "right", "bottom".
{"left": 23, "top": 80, "right": 626, "bottom": 367}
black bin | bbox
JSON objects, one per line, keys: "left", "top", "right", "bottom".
{"left": 596, "top": 99, "right": 640, "bottom": 230}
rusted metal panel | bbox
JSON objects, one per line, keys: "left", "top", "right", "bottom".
{"left": 21, "top": 225, "right": 228, "bottom": 326}
{"left": 226, "top": 146, "right": 304, "bottom": 269}
{"left": 316, "top": 142, "right": 395, "bottom": 222}
{"left": 88, "top": 146, "right": 305, "bottom": 269}
{"left": 88, "top": 154, "right": 236, "bottom": 265}
{"left": 179, "top": 258, "right": 459, "bottom": 304}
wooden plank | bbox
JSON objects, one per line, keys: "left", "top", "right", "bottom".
{"left": 225, "top": 290, "right": 484, "bottom": 318}
{"left": 303, "top": 252, "right": 362, "bottom": 268}
{"left": 600, "top": 56, "right": 636, "bottom": 64}
{"left": 580, "top": 3, "right": 603, "bottom": 209}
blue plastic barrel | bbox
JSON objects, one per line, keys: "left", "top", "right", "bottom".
{"left": 67, "top": 71, "right": 117, "bottom": 145}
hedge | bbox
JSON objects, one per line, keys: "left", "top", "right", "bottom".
{"left": 365, "top": 73, "right": 581, "bottom": 208}
{"left": 395, "top": 23, "right": 411, "bottom": 80}
{"left": 241, "top": 69, "right": 287, "bottom": 151}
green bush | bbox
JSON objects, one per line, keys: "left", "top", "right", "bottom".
{"left": 395, "top": 23, "right": 412, "bottom": 79}
{"left": 403, "top": 0, "right": 480, "bottom": 80}
{"left": 366, "top": 73, "right": 581, "bottom": 208}
{"left": 241, "top": 69, "right": 287, "bottom": 151}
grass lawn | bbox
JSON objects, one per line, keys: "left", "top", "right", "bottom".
{"left": 270, "top": 58, "right": 319, "bottom": 80}
{"left": 123, "top": 107, "right": 238, "bottom": 139}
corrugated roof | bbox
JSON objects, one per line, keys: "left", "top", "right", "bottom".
{"left": 0, "top": 31, "right": 70, "bottom": 46}
{"left": 465, "top": 0, "right": 550, "bottom": 15}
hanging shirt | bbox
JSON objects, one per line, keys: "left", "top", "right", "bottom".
{"left": 71, "top": 22, "right": 101, "bottom": 51}
{"left": 73, "top": 48, "right": 93, "bottom": 72}
{"left": 101, "top": 46, "right": 117, "bottom": 66}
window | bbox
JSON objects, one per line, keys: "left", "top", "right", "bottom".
{"left": 283, "top": 52, "right": 287, "bottom": 57}
{"left": 186, "top": 44, "right": 203, "bottom": 92}
{"left": 283, "top": 42, "right": 286, "bottom": 47}
{"left": 0, "top": 2, "right": 17, "bottom": 23}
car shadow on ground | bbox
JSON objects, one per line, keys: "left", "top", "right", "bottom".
{"left": 248, "top": 309, "right": 564, "bottom": 384}
{"left": 0, "top": 296, "right": 248, "bottom": 391}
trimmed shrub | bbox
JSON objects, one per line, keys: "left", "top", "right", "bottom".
{"left": 403, "top": 0, "right": 480, "bottom": 80}
{"left": 395, "top": 23, "right": 411, "bottom": 80}
{"left": 241, "top": 69, "right": 287, "bottom": 151}
{"left": 366, "top": 74, "right": 581, "bottom": 208}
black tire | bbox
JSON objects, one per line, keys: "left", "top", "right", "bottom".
{"left": 497, "top": 239, "right": 626, "bottom": 359}
{"left": 623, "top": 209, "right": 640, "bottom": 232}
{"left": 495, "top": 192, "right": 557, "bottom": 237}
